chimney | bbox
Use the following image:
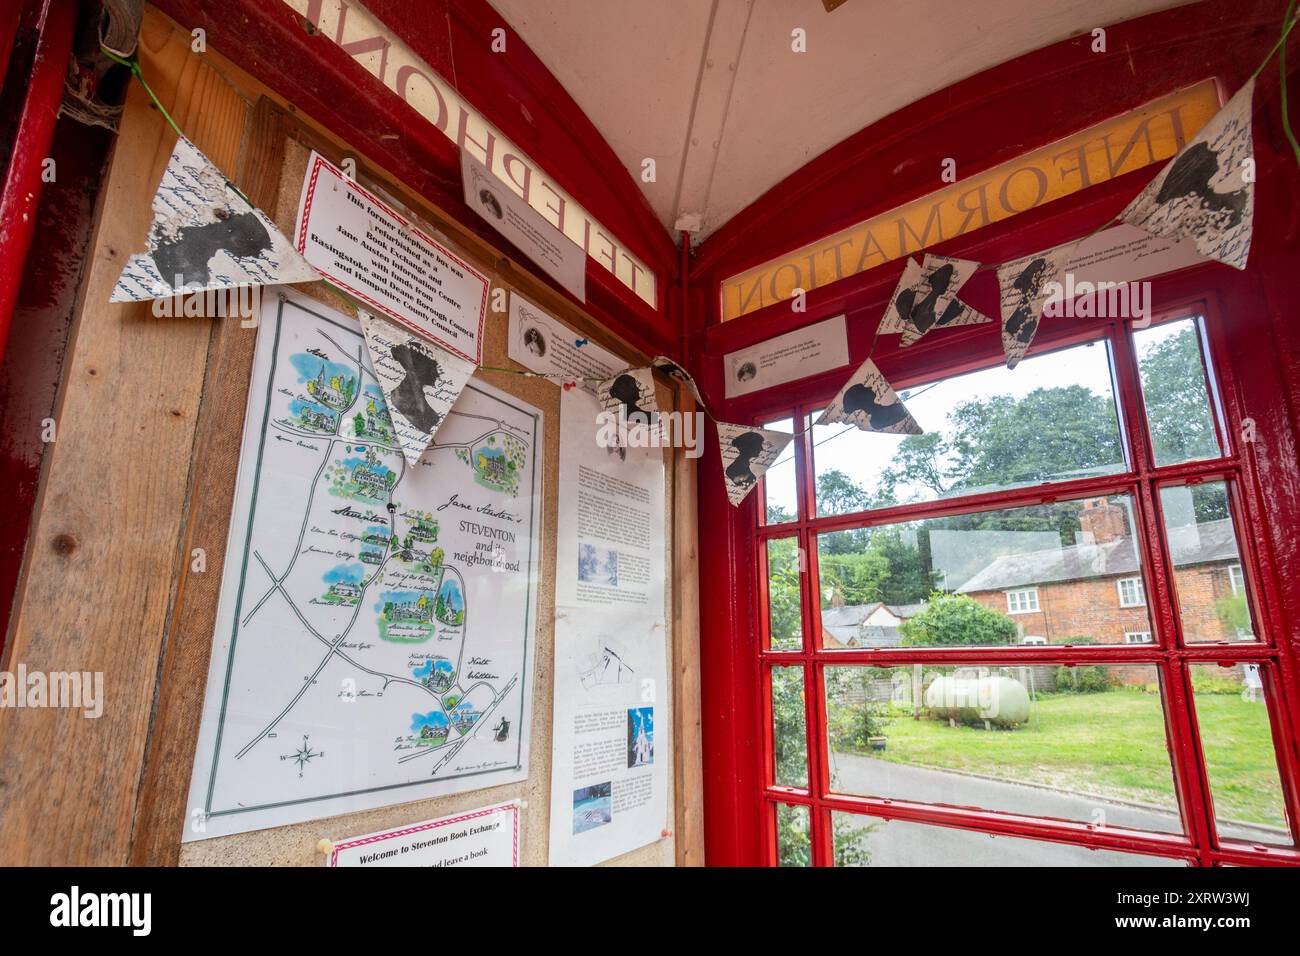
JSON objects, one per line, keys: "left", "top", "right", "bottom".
{"left": 1078, "top": 497, "right": 1128, "bottom": 544}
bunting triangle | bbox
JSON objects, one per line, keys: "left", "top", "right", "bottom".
{"left": 996, "top": 243, "right": 1076, "bottom": 369}
{"left": 360, "top": 310, "right": 477, "bottom": 467}
{"left": 816, "top": 358, "right": 922, "bottom": 434}
{"left": 111, "top": 136, "right": 319, "bottom": 302}
{"left": 717, "top": 422, "right": 794, "bottom": 507}
{"left": 1120, "top": 78, "right": 1255, "bottom": 271}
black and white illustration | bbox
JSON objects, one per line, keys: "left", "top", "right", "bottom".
{"left": 112, "top": 136, "right": 318, "bottom": 302}
{"left": 360, "top": 310, "right": 477, "bottom": 467}
{"left": 1121, "top": 79, "right": 1255, "bottom": 271}
{"left": 716, "top": 422, "right": 795, "bottom": 506}
{"left": 877, "top": 254, "right": 989, "bottom": 347}
{"left": 816, "top": 358, "right": 923, "bottom": 435}
{"left": 996, "top": 243, "right": 1075, "bottom": 370}
{"left": 596, "top": 366, "right": 661, "bottom": 436}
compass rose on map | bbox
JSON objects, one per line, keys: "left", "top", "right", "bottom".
{"left": 281, "top": 736, "right": 324, "bottom": 778}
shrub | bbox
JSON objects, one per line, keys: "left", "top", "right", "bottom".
{"left": 1191, "top": 668, "right": 1243, "bottom": 695}
{"left": 1051, "top": 636, "right": 1112, "bottom": 693}
{"left": 900, "top": 593, "right": 1018, "bottom": 647}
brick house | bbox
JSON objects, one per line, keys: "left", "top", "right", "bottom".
{"left": 957, "top": 498, "right": 1252, "bottom": 658}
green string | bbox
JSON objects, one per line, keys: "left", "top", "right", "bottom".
{"left": 1280, "top": 1, "right": 1300, "bottom": 169}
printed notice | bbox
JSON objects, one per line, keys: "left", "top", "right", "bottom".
{"left": 555, "top": 388, "right": 665, "bottom": 613}
{"left": 724, "top": 313, "right": 849, "bottom": 398}
{"left": 507, "top": 293, "right": 622, "bottom": 391}
{"left": 327, "top": 802, "right": 520, "bottom": 867}
{"left": 463, "top": 152, "right": 587, "bottom": 301}
{"left": 295, "top": 151, "right": 489, "bottom": 363}
{"left": 549, "top": 387, "right": 669, "bottom": 866}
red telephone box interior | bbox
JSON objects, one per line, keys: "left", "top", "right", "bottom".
{"left": 1, "top": 0, "right": 1298, "bottom": 868}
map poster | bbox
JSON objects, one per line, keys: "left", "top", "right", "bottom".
{"left": 294, "top": 151, "right": 490, "bottom": 363}
{"left": 184, "top": 290, "right": 542, "bottom": 841}
{"left": 326, "top": 801, "right": 520, "bottom": 867}
{"left": 549, "top": 387, "right": 669, "bottom": 866}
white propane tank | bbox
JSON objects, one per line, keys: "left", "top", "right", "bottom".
{"left": 924, "top": 675, "right": 1031, "bottom": 726}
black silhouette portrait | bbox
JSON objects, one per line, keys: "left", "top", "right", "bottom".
{"left": 1003, "top": 257, "right": 1050, "bottom": 350}
{"left": 896, "top": 263, "right": 956, "bottom": 335}
{"left": 151, "top": 210, "right": 271, "bottom": 288}
{"left": 608, "top": 374, "right": 655, "bottom": 425}
{"left": 1155, "top": 141, "right": 1247, "bottom": 227}
{"left": 725, "top": 432, "right": 768, "bottom": 489}
{"left": 388, "top": 342, "right": 442, "bottom": 433}
{"left": 842, "top": 383, "right": 909, "bottom": 430}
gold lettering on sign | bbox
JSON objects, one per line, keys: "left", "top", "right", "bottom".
{"left": 721, "top": 80, "right": 1221, "bottom": 321}
{"left": 286, "top": 0, "right": 657, "bottom": 307}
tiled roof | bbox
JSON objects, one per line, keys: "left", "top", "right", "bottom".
{"left": 957, "top": 519, "right": 1240, "bottom": 593}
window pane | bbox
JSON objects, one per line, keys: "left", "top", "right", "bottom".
{"left": 775, "top": 803, "right": 811, "bottom": 866}
{"left": 1189, "top": 664, "right": 1292, "bottom": 844}
{"left": 766, "top": 537, "right": 803, "bottom": 651}
{"left": 811, "top": 339, "right": 1125, "bottom": 517}
{"left": 761, "top": 416, "right": 797, "bottom": 524}
{"left": 1158, "top": 482, "right": 1257, "bottom": 643}
{"left": 831, "top": 814, "right": 1186, "bottom": 867}
{"left": 772, "top": 666, "right": 807, "bottom": 787}
{"left": 1135, "top": 317, "right": 1221, "bottom": 466}
{"left": 825, "top": 664, "right": 1182, "bottom": 832}
{"left": 817, "top": 493, "right": 1153, "bottom": 650}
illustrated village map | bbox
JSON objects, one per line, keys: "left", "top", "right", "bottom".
{"left": 185, "top": 292, "right": 542, "bottom": 840}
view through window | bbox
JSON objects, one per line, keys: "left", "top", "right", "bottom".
{"left": 757, "top": 314, "right": 1295, "bottom": 866}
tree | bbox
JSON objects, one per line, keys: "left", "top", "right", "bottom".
{"left": 880, "top": 385, "right": 1123, "bottom": 503}
{"left": 899, "top": 593, "right": 1018, "bottom": 646}
{"left": 766, "top": 538, "right": 804, "bottom": 650}
{"left": 1137, "top": 325, "right": 1218, "bottom": 465}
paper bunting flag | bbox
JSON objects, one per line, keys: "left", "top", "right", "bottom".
{"left": 878, "top": 254, "right": 990, "bottom": 347}
{"left": 596, "top": 367, "right": 662, "bottom": 425}
{"left": 717, "top": 423, "right": 794, "bottom": 507}
{"left": 816, "top": 358, "right": 922, "bottom": 434}
{"left": 1120, "top": 78, "right": 1255, "bottom": 271}
{"left": 360, "top": 310, "right": 476, "bottom": 467}
{"left": 651, "top": 356, "right": 709, "bottom": 413}
{"left": 996, "top": 243, "right": 1075, "bottom": 370}
{"left": 111, "top": 137, "right": 319, "bottom": 302}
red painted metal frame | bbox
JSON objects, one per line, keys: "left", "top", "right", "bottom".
{"left": 149, "top": 0, "right": 681, "bottom": 357}
{"left": 0, "top": 0, "right": 77, "bottom": 367}
{"left": 746, "top": 300, "right": 1300, "bottom": 867}
{"left": 692, "top": 0, "right": 1300, "bottom": 867}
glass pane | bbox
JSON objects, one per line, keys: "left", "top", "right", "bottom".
{"left": 766, "top": 537, "right": 803, "bottom": 651}
{"left": 1189, "top": 663, "right": 1292, "bottom": 844}
{"left": 831, "top": 814, "right": 1186, "bottom": 867}
{"left": 817, "top": 493, "right": 1153, "bottom": 650}
{"left": 825, "top": 664, "right": 1182, "bottom": 832}
{"left": 1158, "top": 482, "right": 1257, "bottom": 643}
{"left": 811, "top": 339, "right": 1125, "bottom": 517}
{"left": 761, "top": 416, "right": 797, "bottom": 524}
{"left": 772, "top": 666, "right": 807, "bottom": 787}
{"left": 775, "top": 803, "right": 811, "bottom": 866}
{"left": 1135, "top": 317, "right": 1221, "bottom": 466}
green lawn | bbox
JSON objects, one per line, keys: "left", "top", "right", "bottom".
{"left": 842, "top": 688, "right": 1288, "bottom": 830}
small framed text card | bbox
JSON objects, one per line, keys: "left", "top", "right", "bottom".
{"left": 325, "top": 802, "right": 521, "bottom": 868}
